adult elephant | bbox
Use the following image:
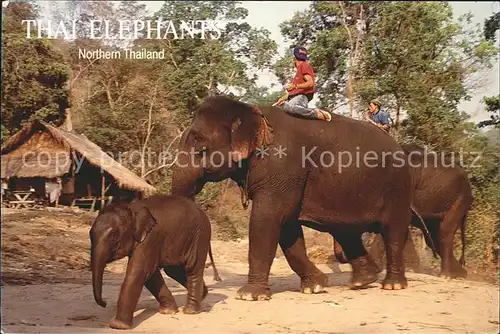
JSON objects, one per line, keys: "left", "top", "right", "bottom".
{"left": 172, "top": 95, "right": 422, "bottom": 301}
{"left": 333, "top": 143, "right": 472, "bottom": 279}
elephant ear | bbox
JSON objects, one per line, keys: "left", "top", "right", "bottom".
{"left": 132, "top": 205, "right": 157, "bottom": 243}
{"left": 230, "top": 105, "right": 273, "bottom": 162}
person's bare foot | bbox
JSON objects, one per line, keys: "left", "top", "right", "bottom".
{"left": 315, "top": 109, "right": 331, "bottom": 121}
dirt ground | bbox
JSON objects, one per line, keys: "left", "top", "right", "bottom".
{"left": 1, "top": 208, "right": 499, "bottom": 333}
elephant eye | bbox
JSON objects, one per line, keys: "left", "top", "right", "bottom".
{"left": 110, "top": 230, "right": 119, "bottom": 240}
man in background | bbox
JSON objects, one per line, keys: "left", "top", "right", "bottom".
{"left": 366, "top": 99, "right": 391, "bottom": 133}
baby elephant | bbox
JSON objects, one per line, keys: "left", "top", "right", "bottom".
{"left": 89, "top": 195, "right": 213, "bottom": 330}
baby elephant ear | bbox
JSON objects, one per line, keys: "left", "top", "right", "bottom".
{"left": 132, "top": 206, "right": 157, "bottom": 243}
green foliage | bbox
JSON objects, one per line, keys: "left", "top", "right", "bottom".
{"left": 1, "top": 124, "right": 10, "bottom": 140}
{"left": 47, "top": 0, "right": 278, "bottom": 190}
{"left": 240, "top": 87, "right": 283, "bottom": 105}
{"left": 1, "top": 2, "right": 69, "bottom": 142}
{"left": 478, "top": 95, "right": 500, "bottom": 128}
{"left": 356, "top": 2, "right": 496, "bottom": 148}
{"left": 148, "top": 0, "right": 277, "bottom": 109}
{"left": 279, "top": 2, "right": 497, "bottom": 150}
{"left": 484, "top": 11, "right": 500, "bottom": 42}
{"left": 214, "top": 214, "right": 247, "bottom": 241}
{"left": 277, "top": 1, "right": 354, "bottom": 109}
{"left": 467, "top": 148, "right": 499, "bottom": 264}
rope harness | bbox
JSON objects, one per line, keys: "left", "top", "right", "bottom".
{"left": 238, "top": 167, "right": 251, "bottom": 209}
{"left": 235, "top": 112, "right": 273, "bottom": 210}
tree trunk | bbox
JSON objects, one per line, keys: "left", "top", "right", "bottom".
{"left": 347, "top": 58, "right": 354, "bottom": 118}
{"left": 393, "top": 100, "right": 401, "bottom": 140}
{"left": 62, "top": 108, "right": 73, "bottom": 131}
{"left": 62, "top": 68, "right": 74, "bottom": 131}
{"left": 339, "top": 2, "right": 365, "bottom": 120}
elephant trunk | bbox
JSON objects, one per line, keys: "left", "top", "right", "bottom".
{"left": 171, "top": 159, "right": 204, "bottom": 200}
{"left": 91, "top": 243, "right": 109, "bottom": 308}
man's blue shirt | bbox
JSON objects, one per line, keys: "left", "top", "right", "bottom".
{"left": 370, "top": 110, "right": 390, "bottom": 127}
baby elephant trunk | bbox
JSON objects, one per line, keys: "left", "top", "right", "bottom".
{"left": 91, "top": 243, "right": 109, "bottom": 308}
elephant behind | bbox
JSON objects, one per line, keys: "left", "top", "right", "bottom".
{"left": 333, "top": 143, "right": 472, "bottom": 278}
{"left": 404, "top": 143, "right": 472, "bottom": 278}
{"left": 89, "top": 195, "right": 214, "bottom": 330}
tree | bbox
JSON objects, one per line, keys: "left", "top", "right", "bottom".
{"left": 479, "top": 11, "right": 500, "bottom": 128}
{"left": 240, "top": 87, "right": 283, "bottom": 105}
{"left": 1, "top": 2, "right": 69, "bottom": 141}
{"left": 58, "top": 1, "right": 278, "bottom": 188}
{"left": 356, "top": 3, "right": 497, "bottom": 142}
{"left": 145, "top": 1, "right": 277, "bottom": 112}
{"left": 478, "top": 95, "right": 500, "bottom": 128}
{"left": 337, "top": 1, "right": 367, "bottom": 118}
{"left": 278, "top": 2, "right": 379, "bottom": 113}
{"left": 279, "top": 2, "right": 497, "bottom": 148}
{"left": 484, "top": 11, "right": 500, "bottom": 42}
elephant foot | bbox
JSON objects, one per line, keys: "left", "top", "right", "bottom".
{"left": 182, "top": 304, "right": 201, "bottom": 314}
{"left": 381, "top": 273, "right": 408, "bottom": 290}
{"left": 438, "top": 273, "right": 452, "bottom": 280}
{"left": 350, "top": 256, "right": 380, "bottom": 289}
{"left": 159, "top": 304, "right": 178, "bottom": 315}
{"left": 236, "top": 284, "right": 271, "bottom": 301}
{"left": 301, "top": 271, "right": 328, "bottom": 294}
{"left": 439, "top": 266, "right": 467, "bottom": 280}
{"left": 109, "top": 318, "right": 132, "bottom": 330}
{"left": 202, "top": 284, "right": 208, "bottom": 300}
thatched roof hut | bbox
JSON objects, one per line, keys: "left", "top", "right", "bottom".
{"left": 1, "top": 120, "right": 155, "bottom": 204}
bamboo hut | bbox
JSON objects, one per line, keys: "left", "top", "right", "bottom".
{"left": 1, "top": 120, "right": 155, "bottom": 209}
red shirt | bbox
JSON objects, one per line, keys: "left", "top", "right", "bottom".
{"left": 289, "top": 61, "right": 316, "bottom": 97}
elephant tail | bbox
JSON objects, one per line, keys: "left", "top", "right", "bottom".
{"left": 209, "top": 243, "right": 222, "bottom": 282}
{"left": 411, "top": 205, "right": 438, "bottom": 259}
{"left": 459, "top": 213, "right": 467, "bottom": 267}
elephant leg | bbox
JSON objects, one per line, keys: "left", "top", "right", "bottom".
{"left": 422, "top": 218, "right": 442, "bottom": 256}
{"left": 331, "top": 234, "right": 349, "bottom": 264}
{"left": 145, "top": 269, "right": 178, "bottom": 314}
{"left": 236, "top": 196, "right": 288, "bottom": 301}
{"left": 403, "top": 229, "right": 421, "bottom": 273}
{"left": 439, "top": 209, "right": 467, "bottom": 279}
{"left": 165, "top": 265, "right": 208, "bottom": 313}
{"left": 182, "top": 268, "right": 206, "bottom": 314}
{"left": 110, "top": 257, "right": 151, "bottom": 330}
{"left": 334, "top": 230, "right": 380, "bottom": 289}
{"left": 279, "top": 221, "right": 327, "bottom": 294}
{"left": 380, "top": 219, "right": 409, "bottom": 290}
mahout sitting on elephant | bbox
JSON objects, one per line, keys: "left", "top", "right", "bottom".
{"left": 172, "top": 95, "right": 436, "bottom": 301}
{"left": 89, "top": 195, "right": 215, "bottom": 330}
{"left": 333, "top": 143, "right": 472, "bottom": 279}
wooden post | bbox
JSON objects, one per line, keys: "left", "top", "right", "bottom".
{"left": 101, "top": 172, "right": 105, "bottom": 209}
